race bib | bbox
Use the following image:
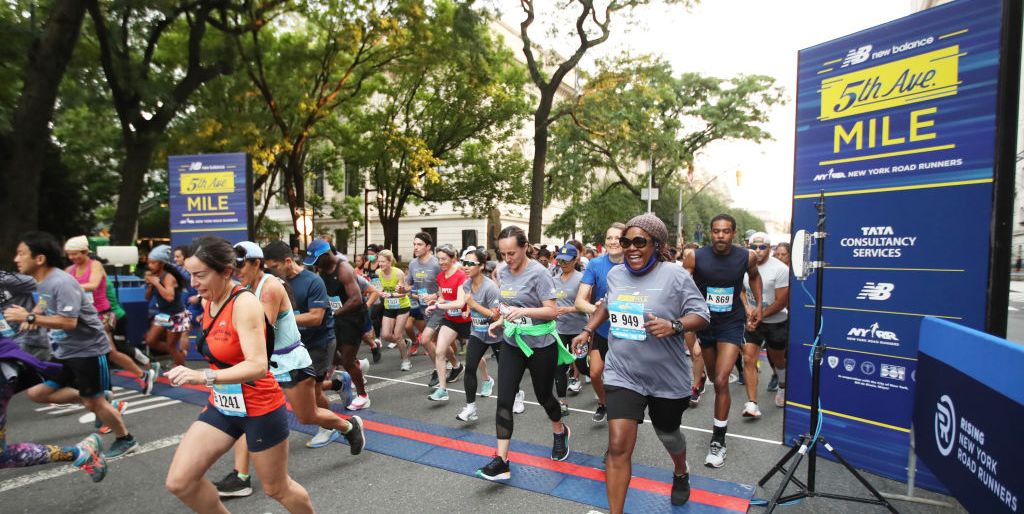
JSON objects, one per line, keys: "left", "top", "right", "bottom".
{"left": 706, "top": 287, "right": 734, "bottom": 313}
{"left": 328, "top": 295, "right": 342, "bottom": 311}
{"left": 470, "top": 313, "right": 490, "bottom": 333}
{"left": 154, "top": 312, "right": 173, "bottom": 328}
{"left": 0, "top": 315, "right": 14, "bottom": 338}
{"left": 447, "top": 308, "right": 463, "bottom": 318}
{"left": 499, "top": 304, "right": 532, "bottom": 326}
{"left": 384, "top": 297, "right": 401, "bottom": 310}
{"left": 212, "top": 383, "right": 247, "bottom": 417}
{"left": 609, "top": 300, "right": 646, "bottom": 341}
{"left": 371, "top": 278, "right": 383, "bottom": 289}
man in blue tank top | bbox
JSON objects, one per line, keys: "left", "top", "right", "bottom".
{"left": 683, "top": 214, "right": 762, "bottom": 469}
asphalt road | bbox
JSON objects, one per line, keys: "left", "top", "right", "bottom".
{"left": 1, "top": 340, "right": 968, "bottom": 513}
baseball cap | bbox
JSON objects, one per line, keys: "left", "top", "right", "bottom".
{"left": 303, "top": 239, "right": 331, "bottom": 266}
{"left": 234, "top": 241, "right": 263, "bottom": 261}
{"left": 555, "top": 242, "right": 578, "bottom": 261}
{"left": 749, "top": 232, "right": 771, "bottom": 245}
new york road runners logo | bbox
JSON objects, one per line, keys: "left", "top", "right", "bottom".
{"left": 935, "top": 395, "right": 956, "bottom": 457}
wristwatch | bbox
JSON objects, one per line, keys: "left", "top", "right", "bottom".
{"left": 204, "top": 369, "right": 217, "bottom": 387}
{"left": 671, "top": 320, "right": 684, "bottom": 335}
{"left": 26, "top": 313, "right": 36, "bottom": 324}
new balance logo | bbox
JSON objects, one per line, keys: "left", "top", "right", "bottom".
{"left": 841, "top": 45, "right": 872, "bottom": 68}
{"left": 856, "top": 282, "right": 894, "bottom": 301}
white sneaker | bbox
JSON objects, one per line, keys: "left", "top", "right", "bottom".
{"left": 513, "top": 390, "right": 526, "bottom": 414}
{"left": 775, "top": 388, "right": 786, "bottom": 408}
{"left": 728, "top": 372, "right": 739, "bottom": 384}
{"left": 567, "top": 378, "right": 583, "bottom": 394}
{"left": 387, "top": 342, "right": 398, "bottom": 349}
{"left": 456, "top": 403, "right": 478, "bottom": 422}
{"left": 742, "top": 401, "right": 762, "bottom": 418}
{"left": 306, "top": 427, "right": 339, "bottom": 448}
{"left": 584, "top": 375, "right": 591, "bottom": 384}
{"left": 359, "top": 358, "right": 370, "bottom": 372}
{"left": 400, "top": 359, "right": 412, "bottom": 371}
{"left": 705, "top": 441, "right": 727, "bottom": 468}
{"left": 347, "top": 394, "right": 371, "bottom": 411}
{"left": 479, "top": 377, "right": 494, "bottom": 397}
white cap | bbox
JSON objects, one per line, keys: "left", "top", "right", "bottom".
{"left": 64, "top": 235, "right": 90, "bottom": 252}
{"left": 234, "top": 241, "right": 264, "bottom": 260}
{"left": 749, "top": 232, "right": 771, "bottom": 245}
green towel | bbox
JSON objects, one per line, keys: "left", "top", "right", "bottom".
{"left": 503, "top": 319, "right": 575, "bottom": 365}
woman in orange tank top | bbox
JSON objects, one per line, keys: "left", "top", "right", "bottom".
{"left": 164, "top": 236, "right": 312, "bottom": 514}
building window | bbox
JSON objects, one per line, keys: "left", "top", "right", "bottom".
{"left": 462, "top": 229, "right": 478, "bottom": 250}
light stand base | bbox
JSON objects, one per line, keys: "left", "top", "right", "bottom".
{"left": 757, "top": 434, "right": 900, "bottom": 513}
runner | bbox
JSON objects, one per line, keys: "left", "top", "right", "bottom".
{"left": 372, "top": 248, "right": 411, "bottom": 371}
{"left": 0, "top": 338, "right": 107, "bottom": 481}
{"left": 306, "top": 239, "right": 372, "bottom": 411}
{"left": 262, "top": 241, "right": 340, "bottom": 449}
{"left": 475, "top": 226, "right": 574, "bottom": 481}
{"left": 399, "top": 233, "right": 459, "bottom": 382}
{"left": 212, "top": 241, "right": 365, "bottom": 498}
{"left": 680, "top": 242, "right": 707, "bottom": 409}
{"left": 8, "top": 232, "right": 138, "bottom": 459}
{"left": 164, "top": 236, "right": 313, "bottom": 514}
{"left": 64, "top": 236, "right": 155, "bottom": 394}
{"left": 575, "top": 222, "right": 626, "bottom": 422}
{"left": 0, "top": 271, "right": 48, "bottom": 360}
{"left": 424, "top": 244, "right": 469, "bottom": 402}
{"left": 143, "top": 245, "right": 190, "bottom": 367}
{"left": 572, "top": 214, "right": 710, "bottom": 511}
{"left": 742, "top": 233, "right": 789, "bottom": 410}
{"left": 456, "top": 248, "right": 499, "bottom": 422}
{"left": 552, "top": 242, "right": 587, "bottom": 415}
{"left": 362, "top": 245, "right": 384, "bottom": 342}
{"left": 683, "top": 214, "right": 762, "bottom": 468}
{"left": 773, "top": 242, "right": 791, "bottom": 266}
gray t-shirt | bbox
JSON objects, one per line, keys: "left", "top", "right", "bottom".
{"left": 0, "top": 272, "right": 47, "bottom": 351}
{"left": 406, "top": 255, "right": 441, "bottom": 308}
{"left": 744, "top": 256, "right": 790, "bottom": 323}
{"left": 464, "top": 277, "right": 500, "bottom": 344}
{"left": 603, "top": 262, "right": 710, "bottom": 398}
{"left": 37, "top": 268, "right": 110, "bottom": 359}
{"left": 497, "top": 259, "right": 558, "bottom": 349}
{"left": 554, "top": 270, "right": 587, "bottom": 335}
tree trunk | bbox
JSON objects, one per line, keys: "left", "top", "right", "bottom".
{"left": 527, "top": 100, "right": 552, "bottom": 243}
{"left": 0, "top": 0, "right": 87, "bottom": 267}
{"left": 109, "top": 136, "right": 158, "bottom": 244}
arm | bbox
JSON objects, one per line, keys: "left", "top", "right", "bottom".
{"left": 682, "top": 248, "right": 696, "bottom": 274}
{"left": 295, "top": 277, "right": 328, "bottom": 327}
{"left": 466, "top": 294, "right": 498, "bottom": 321}
{"left": 3, "top": 304, "right": 77, "bottom": 330}
{"left": 259, "top": 279, "right": 284, "bottom": 322}
{"left": 437, "top": 281, "right": 468, "bottom": 311}
{"left": 295, "top": 308, "right": 325, "bottom": 327}
{"left": 80, "top": 261, "right": 105, "bottom": 292}
{"left": 152, "top": 273, "right": 178, "bottom": 302}
{"left": 574, "top": 283, "right": 598, "bottom": 315}
{"left": 764, "top": 286, "right": 789, "bottom": 319}
{"left": 167, "top": 294, "right": 268, "bottom": 386}
{"left": 571, "top": 301, "right": 609, "bottom": 354}
{"left": 746, "top": 251, "right": 763, "bottom": 326}
{"left": 364, "top": 287, "right": 379, "bottom": 309}
{"left": 335, "top": 263, "right": 365, "bottom": 317}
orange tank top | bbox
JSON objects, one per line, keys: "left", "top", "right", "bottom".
{"left": 202, "top": 288, "right": 284, "bottom": 416}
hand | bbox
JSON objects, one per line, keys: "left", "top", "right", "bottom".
{"left": 748, "top": 306, "right": 763, "bottom": 327}
{"left": 424, "top": 293, "right": 438, "bottom": 304}
{"left": 165, "top": 366, "right": 203, "bottom": 387}
{"left": 557, "top": 306, "right": 574, "bottom": 316}
{"left": 571, "top": 331, "right": 592, "bottom": 355}
{"left": 487, "top": 319, "right": 503, "bottom": 338}
{"left": 145, "top": 274, "right": 160, "bottom": 286}
{"left": 424, "top": 303, "right": 436, "bottom": 314}
{"left": 188, "top": 295, "right": 199, "bottom": 305}
{"left": 503, "top": 306, "right": 527, "bottom": 322}
{"left": 746, "top": 320, "right": 757, "bottom": 332}
{"left": 19, "top": 321, "right": 37, "bottom": 332}
{"left": 3, "top": 305, "right": 28, "bottom": 323}
{"left": 644, "top": 313, "right": 675, "bottom": 338}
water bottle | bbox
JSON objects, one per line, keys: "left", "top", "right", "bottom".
{"left": 0, "top": 313, "right": 15, "bottom": 338}
{"left": 575, "top": 341, "right": 589, "bottom": 359}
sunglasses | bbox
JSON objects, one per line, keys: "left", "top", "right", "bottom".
{"left": 619, "top": 236, "right": 651, "bottom": 249}
{"left": 460, "top": 260, "right": 481, "bottom": 267}
{"left": 750, "top": 244, "right": 769, "bottom": 251}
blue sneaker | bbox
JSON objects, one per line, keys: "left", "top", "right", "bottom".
{"left": 103, "top": 435, "right": 139, "bottom": 460}
{"left": 75, "top": 434, "right": 107, "bottom": 482}
{"left": 479, "top": 377, "right": 494, "bottom": 398}
{"left": 428, "top": 388, "right": 449, "bottom": 401}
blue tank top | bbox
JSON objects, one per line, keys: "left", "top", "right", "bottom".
{"left": 693, "top": 245, "right": 749, "bottom": 323}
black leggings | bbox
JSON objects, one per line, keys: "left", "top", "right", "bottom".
{"left": 554, "top": 333, "right": 578, "bottom": 399}
{"left": 464, "top": 336, "right": 500, "bottom": 404}
{"left": 496, "top": 342, "right": 562, "bottom": 441}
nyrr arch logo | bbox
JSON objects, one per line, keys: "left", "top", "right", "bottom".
{"left": 935, "top": 395, "right": 956, "bottom": 457}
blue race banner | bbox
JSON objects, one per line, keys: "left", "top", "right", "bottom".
{"left": 914, "top": 317, "right": 1023, "bottom": 513}
{"left": 168, "top": 153, "right": 253, "bottom": 250}
{"left": 787, "top": 0, "right": 1019, "bottom": 491}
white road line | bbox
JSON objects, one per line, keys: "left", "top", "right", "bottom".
{"left": 35, "top": 388, "right": 141, "bottom": 413}
{"left": 0, "top": 434, "right": 184, "bottom": 493}
{"left": 124, "top": 400, "right": 182, "bottom": 415}
{"left": 76, "top": 397, "right": 183, "bottom": 424}
{"left": 363, "top": 373, "right": 783, "bottom": 446}
{"left": 46, "top": 393, "right": 146, "bottom": 415}
{"left": 365, "top": 368, "right": 434, "bottom": 392}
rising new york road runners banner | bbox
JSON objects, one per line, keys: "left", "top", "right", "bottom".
{"left": 168, "top": 153, "right": 254, "bottom": 250}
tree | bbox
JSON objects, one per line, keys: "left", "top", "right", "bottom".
{"left": 516, "top": 0, "right": 691, "bottom": 243}
{"left": 0, "top": 0, "right": 88, "bottom": 267}
{"left": 86, "top": 0, "right": 284, "bottom": 244}
{"left": 343, "top": 1, "right": 531, "bottom": 252}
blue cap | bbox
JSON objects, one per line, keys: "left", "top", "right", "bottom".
{"left": 303, "top": 239, "right": 331, "bottom": 266}
{"left": 555, "top": 242, "right": 578, "bottom": 261}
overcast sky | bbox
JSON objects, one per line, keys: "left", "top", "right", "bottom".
{"left": 500, "top": 1, "right": 916, "bottom": 228}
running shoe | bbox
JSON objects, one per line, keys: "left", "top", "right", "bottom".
{"left": 583, "top": 375, "right": 591, "bottom": 384}
{"left": 371, "top": 344, "right": 382, "bottom": 363}
{"left": 74, "top": 433, "right": 107, "bottom": 483}
{"left": 592, "top": 404, "right": 607, "bottom": 423}
{"left": 728, "top": 372, "right": 738, "bottom": 384}
{"left": 446, "top": 364, "right": 464, "bottom": 383}
{"left": 151, "top": 360, "right": 162, "bottom": 379}
{"left": 567, "top": 377, "right": 583, "bottom": 394}
{"left": 347, "top": 394, "right": 371, "bottom": 411}
{"left": 742, "top": 401, "right": 762, "bottom": 418}
{"left": 767, "top": 373, "right": 779, "bottom": 392}
{"left": 775, "top": 388, "right": 786, "bottom": 408}
{"left": 98, "top": 399, "right": 128, "bottom": 434}
{"left": 704, "top": 441, "right": 727, "bottom": 468}
{"left": 409, "top": 336, "right": 420, "bottom": 356}
{"left": 142, "top": 368, "right": 157, "bottom": 395}
{"left": 456, "top": 403, "right": 478, "bottom": 422}
{"left": 342, "top": 416, "right": 365, "bottom": 455}
{"left": 134, "top": 347, "right": 151, "bottom": 367}
{"left": 671, "top": 473, "right": 691, "bottom": 506}
{"left": 213, "top": 470, "right": 253, "bottom": 498}
{"left": 387, "top": 342, "right": 398, "bottom": 349}
{"left": 103, "top": 435, "right": 139, "bottom": 460}
{"left": 306, "top": 427, "right": 340, "bottom": 448}
{"left": 400, "top": 359, "right": 412, "bottom": 371}
{"left": 359, "top": 358, "right": 370, "bottom": 372}
{"left": 428, "top": 388, "right": 449, "bottom": 402}
{"left": 551, "top": 424, "right": 571, "bottom": 461}
{"left": 476, "top": 455, "right": 510, "bottom": 481}
{"left": 512, "top": 390, "right": 525, "bottom": 414}
{"left": 458, "top": 342, "right": 467, "bottom": 356}
{"left": 428, "top": 370, "right": 439, "bottom": 388}
{"left": 479, "top": 377, "right": 494, "bottom": 397}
